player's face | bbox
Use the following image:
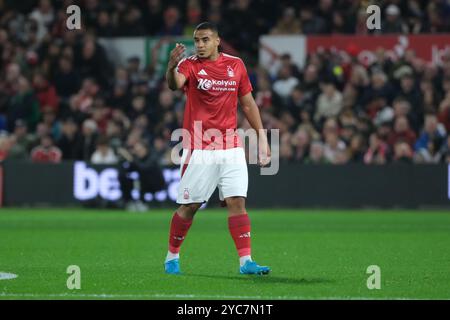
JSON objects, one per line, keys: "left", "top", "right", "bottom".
{"left": 193, "top": 29, "right": 220, "bottom": 59}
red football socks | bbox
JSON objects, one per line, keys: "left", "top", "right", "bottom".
{"left": 228, "top": 213, "right": 252, "bottom": 257}
{"left": 168, "top": 212, "right": 193, "bottom": 254}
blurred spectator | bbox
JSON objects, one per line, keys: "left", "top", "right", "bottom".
{"left": 279, "top": 133, "right": 294, "bottom": 163}
{"left": 314, "top": 80, "right": 343, "bottom": 123}
{"left": 29, "top": 0, "right": 55, "bottom": 42}
{"left": 269, "top": 7, "right": 300, "bottom": 35}
{"left": 69, "top": 78, "right": 99, "bottom": 114}
{"left": 74, "top": 36, "right": 112, "bottom": 88}
{"left": 304, "top": 140, "right": 328, "bottom": 164}
{"left": 91, "top": 135, "right": 118, "bottom": 164}
{"left": 6, "top": 77, "right": 40, "bottom": 132}
{"left": 397, "top": 74, "right": 422, "bottom": 119}
{"left": 53, "top": 57, "right": 81, "bottom": 100}
{"left": 117, "top": 140, "right": 166, "bottom": 210}
{"left": 157, "top": 6, "right": 182, "bottom": 36}
{"left": 0, "top": 133, "right": 12, "bottom": 161}
{"left": 414, "top": 113, "right": 446, "bottom": 154}
{"left": 387, "top": 116, "right": 417, "bottom": 148}
{"left": 41, "top": 107, "right": 61, "bottom": 139}
{"left": 30, "top": 134, "right": 62, "bottom": 163}
{"left": 269, "top": 53, "right": 301, "bottom": 80}
{"left": 348, "top": 133, "right": 365, "bottom": 162}
{"left": 414, "top": 136, "right": 444, "bottom": 164}
{"left": 7, "top": 119, "right": 35, "bottom": 159}
{"left": 105, "top": 119, "right": 125, "bottom": 151}
{"left": 323, "top": 130, "right": 346, "bottom": 164}
{"left": 273, "top": 66, "right": 299, "bottom": 101}
{"left": 438, "top": 91, "right": 450, "bottom": 132}
{"left": 118, "top": 5, "right": 145, "bottom": 36}
{"left": 33, "top": 72, "right": 59, "bottom": 114}
{"left": 183, "top": 3, "right": 202, "bottom": 36}
{"left": 382, "top": 4, "right": 408, "bottom": 34}
{"left": 223, "top": 0, "right": 261, "bottom": 54}
{"left": 440, "top": 135, "right": 450, "bottom": 161}
{"left": 364, "top": 133, "right": 389, "bottom": 164}
{"left": 142, "top": 0, "right": 164, "bottom": 35}
{"left": 57, "top": 118, "right": 83, "bottom": 160}
{"left": 80, "top": 119, "right": 98, "bottom": 161}
{"left": 393, "top": 140, "right": 413, "bottom": 163}
{"left": 95, "top": 10, "right": 116, "bottom": 38}
{"left": 291, "top": 127, "right": 311, "bottom": 162}
{"left": 299, "top": 6, "right": 327, "bottom": 34}
{"left": 361, "top": 71, "right": 394, "bottom": 117}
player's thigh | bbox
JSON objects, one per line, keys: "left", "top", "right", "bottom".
{"left": 177, "top": 149, "right": 220, "bottom": 204}
{"left": 218, "top": 148, "right": 248, "bottom": 199}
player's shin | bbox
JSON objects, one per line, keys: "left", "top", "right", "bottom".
{"left": 166, "top": 212, "right": 193, "bottom": 262}
{"left": 228, "top": 213, "right": 252, "bottom": 266}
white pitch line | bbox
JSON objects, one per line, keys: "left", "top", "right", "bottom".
{"left": 0, "top": 292, "right": 422, "bottom": 300}
{"left": 0, "top": 273, "right": 18, "bottom": 280}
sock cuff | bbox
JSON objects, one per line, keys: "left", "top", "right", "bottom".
{"left": 168, "top": 245, "right": 181, "bottom": 254}
{"left": 238, "top": 248, "right": 251, "bottom": 257}
{"left": 228, "top": 213, "right": 250, "bottom": 228}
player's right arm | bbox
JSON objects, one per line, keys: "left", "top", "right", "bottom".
{"left": 166, "top": 43, "right": 187, "bottom": 90}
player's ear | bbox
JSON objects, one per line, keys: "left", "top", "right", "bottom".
{"left": 216, "top": 36, "right": 220, "bottom": 47}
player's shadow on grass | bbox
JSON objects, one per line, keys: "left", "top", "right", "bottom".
{"left": 184, "top": 273, "right": 333, "bottom": 285}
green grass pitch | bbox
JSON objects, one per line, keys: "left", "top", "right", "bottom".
{"left": 1, "top": 208, "right": 449, "bottom": 300}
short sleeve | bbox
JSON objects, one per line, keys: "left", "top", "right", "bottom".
{"left": 176, "top": 58, "right": 190, "bottom": 82}
{"left": 238, "top": 60, "right": 253, "bottom": 97}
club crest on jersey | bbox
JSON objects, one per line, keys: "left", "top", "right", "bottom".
{"left": 227, "top": 66, "right": 235, "bottom": 77}
{"left": 183, "top": 188, "right": 190, "bottom": 199}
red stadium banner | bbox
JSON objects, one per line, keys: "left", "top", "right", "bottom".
{"left": 307, "top": 34, "right": 450, "bottom": 66}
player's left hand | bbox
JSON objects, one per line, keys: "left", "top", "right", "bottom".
{"left": 258, "top": 142, "right": 271, "bottom": 167}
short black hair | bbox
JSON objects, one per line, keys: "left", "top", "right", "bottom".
{"left": 194, "top": 22, "right": 219, "bottom": 35}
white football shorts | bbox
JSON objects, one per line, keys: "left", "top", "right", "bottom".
{"left": 176, "top": 147, "right": 248, "bottom": 204}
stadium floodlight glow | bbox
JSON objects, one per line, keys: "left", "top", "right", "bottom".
{"left": 155, "top": 190, "right": 168, "bottom": 202}
{"left": 144, "top": 193, "right": 153, "bottom": 202}
{"left": 131, "top": 189, "right": 140, "bottom": 200}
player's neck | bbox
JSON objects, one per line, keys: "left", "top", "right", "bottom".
{"left": 204, "top": 51, "right": 220, "bottom": 62}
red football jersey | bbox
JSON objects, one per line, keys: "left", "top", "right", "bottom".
{"left": 176, "top": 52, "right": 253, "bottom": 149}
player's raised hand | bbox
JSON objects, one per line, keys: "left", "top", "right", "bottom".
{"left": 168, "top": 43, "right": 186, "bottom": 69}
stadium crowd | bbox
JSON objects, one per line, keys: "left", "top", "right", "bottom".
{"left": 0, "top": 0, "right": 450, "bottom": 166}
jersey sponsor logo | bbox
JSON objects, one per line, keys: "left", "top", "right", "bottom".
{"left": 197, "top": 69, "right": 208, "bottom": 75}
{"left": 197, "top": 78, "right": 237, "bottom": 91}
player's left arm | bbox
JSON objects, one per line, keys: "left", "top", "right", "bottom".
{"left": 239, "top": 92, "right": 271, "bottom": 166}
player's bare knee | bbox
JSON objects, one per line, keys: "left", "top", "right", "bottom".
{"left": 178, "top": 203, "right": 201, "bottom": 219}
{"left": 225, "top": 197, "right": 246, "bottom": 215}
